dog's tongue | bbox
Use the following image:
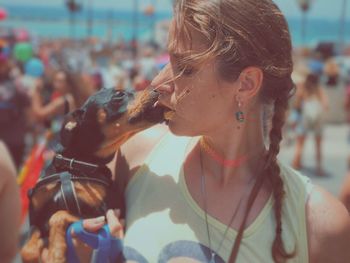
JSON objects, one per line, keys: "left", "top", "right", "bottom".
{"left": 128, "top": 89, "right": 165, "bottom": 124}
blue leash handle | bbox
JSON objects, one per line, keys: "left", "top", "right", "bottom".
{"left": 66, "top": 220, "right": 123, "bottom": 263}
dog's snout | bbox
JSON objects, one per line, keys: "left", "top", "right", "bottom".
{"left": 154, "top": 84, "right": 174, "bottom": 95}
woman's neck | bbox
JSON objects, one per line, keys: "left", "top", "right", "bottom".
{"left": 198, "top": 122, "right": 266, "bottom": 187}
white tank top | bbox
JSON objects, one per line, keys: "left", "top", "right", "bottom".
{"left": 123, "top": 132, "right": 312, "bottom": 262}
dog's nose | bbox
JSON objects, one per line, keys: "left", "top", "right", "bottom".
{"left": 151, "top": 64, "right": 174, "bottom": 95}
{"left": 153, "top": 84, "right": 174, "bottom": 95}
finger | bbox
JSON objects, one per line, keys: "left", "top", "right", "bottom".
{"left": 106, "top": 209, "right": 124, "bottom": 238}
{"left": 41, "top": 248, "right": 48, "bottom": 263}
{"left": 81, "top": 216, "right": 105, "bottom": 233}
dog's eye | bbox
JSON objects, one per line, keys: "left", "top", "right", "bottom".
{"left": 112, "top": 91, "right": 126, "bottom": 102}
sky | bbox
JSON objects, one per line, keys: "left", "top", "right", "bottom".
{"left": 1, "top": 0, "right": 349, "bottom": 21}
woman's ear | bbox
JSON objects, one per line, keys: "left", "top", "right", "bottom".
{"left": 237, "top": 67, "right": 263, "bottom": 100}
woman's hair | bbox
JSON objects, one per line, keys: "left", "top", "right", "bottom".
{"left": 172, "top": 0, "right": 295, "bottom": 261}
{"left": 54, "top": 69, "right": 93, "bottom": 108}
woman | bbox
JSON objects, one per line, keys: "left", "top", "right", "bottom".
{"left": 291, "top": 73, "right": 329, "bottom": 175}
{"left": 61, "top": 0, "right": 349, "bottom": 262}
{"left": 31, "top": 69, "right": 91, "bottom": 122}
{"left": 30, "top": 69, "right": 93, "bottom": 150}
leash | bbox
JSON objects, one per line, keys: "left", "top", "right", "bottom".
{"left": 66, "top": 220, "right": 123, "bottom": 263}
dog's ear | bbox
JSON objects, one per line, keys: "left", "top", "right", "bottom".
{"left": 60, "top": 109, "right": 85, "bottom": 148}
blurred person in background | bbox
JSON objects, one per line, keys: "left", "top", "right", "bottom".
{"left": 90, "top": 71, "right": 104, "bottom": 91}
{"left": 323, "top": 59, "right": 340, "bottom": 88}
{"left": 292, "top": 73, "right": 329, "bottom": 175}
{"left": 133, "top": 47, "right": 159, "bottom": 92}
{"left": 0, "top": 141, "right": 21, "bottom": 263}
{"left": 103, "top": 55, "right": 125, "bottom": 89}
{"left": 30, "top": 69, "right": 93, "bottom": 152}
{"left": 31, "top": 69, "right": 91, "bottom": 123}
{"left": 31, "top": 69, "right": 75, "bottom": 133}
{"left": 0, "top": 53, "right": 30, "bottom": 169}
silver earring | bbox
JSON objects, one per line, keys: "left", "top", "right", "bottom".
{"left": 235, "top": 98, "right": 245, "bottom": 129}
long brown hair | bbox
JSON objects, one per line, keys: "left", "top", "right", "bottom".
{"left": 54, "top": 69, "right": 94, "bottom": 109}
{"left": 172, "top": 0, "right": 296, "bottom": 261}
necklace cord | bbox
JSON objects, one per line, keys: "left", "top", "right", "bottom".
{"left": 199, "top": 144, "right": 266, "bottom": 263}
{"left": 228, "top": 161, "right": 266, "bottom": 263}
{"left": 200, "top": 148, "right": 245, "bottom": 260}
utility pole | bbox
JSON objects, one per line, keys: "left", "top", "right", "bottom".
{"left": 107, "top": 10, "right": 114, "bottom": 44}
{"left": 66, "top": 0, "right": 82, "bottom": 39}
{"left": 132, "top": 0, "right": 139, "bottom": 58}
{"left": 297, "top": 0, "right": 311, "bottom": 45}
{"left": 339, "top": 0, "right": 347, "bottom": 53}
{"left": 152, "top": 0, "right": 157, "bottom": 42}
{"left": 86, "top": 0, "right": 93, "bottom": 38}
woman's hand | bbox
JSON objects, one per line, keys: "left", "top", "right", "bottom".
{"left": 104, "top": 209, "right": 125, "bottom": 239}
{"left": 41, "top": 209, "right": 124, "bottom": 263}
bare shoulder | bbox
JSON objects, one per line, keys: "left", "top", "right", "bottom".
{"left": 307, "top": 185, "right": 350, "bottom": 263}
{"left": 0, "top": 141, "right": 20, "bottom": 262}
{"left": 114, "top": 124, "right": 169, "bottom": 181}
{"left": 0, "top": 142, "right": 16, "bottom": 178}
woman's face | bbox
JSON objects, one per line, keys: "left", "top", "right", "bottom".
{"left": 53, "top": 71, "right": 68, "bottom": 93}
{"left": 153, "top": 22, "right": 239, "bottom": 137}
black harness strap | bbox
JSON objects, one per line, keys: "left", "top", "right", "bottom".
{"left": 28, "top": 154, "right": 114, "bottom": 237}
{"left": 60, "top": 172, "right": 81, "bottom": 216}
{"left": 54, "top": 154, "right": 102, "bottom": 176}
{"left": 32, "top": 172, "right": 111, "bottom": 191}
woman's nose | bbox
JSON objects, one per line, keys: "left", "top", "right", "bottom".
{"left": 151, "top": 64, "right": 174, "bottom": 95}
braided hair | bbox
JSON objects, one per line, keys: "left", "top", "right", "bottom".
{"left": 172, "top": 0, "right": 297, "bottom": 261}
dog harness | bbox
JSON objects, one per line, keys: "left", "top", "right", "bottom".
{"left": 28, "top": 154, "right": 114, "bottom": 237}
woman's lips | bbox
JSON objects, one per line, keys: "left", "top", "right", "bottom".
{"left": 154, "top": 101, "right": 176, "bottom": 121}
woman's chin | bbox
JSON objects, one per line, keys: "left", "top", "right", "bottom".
{"left": 167, "top": 121, "right": 198, "bottom": 137}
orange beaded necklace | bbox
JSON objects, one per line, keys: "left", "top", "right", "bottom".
{"left": 199, "top": 138, "right": 248, "bottom": 168}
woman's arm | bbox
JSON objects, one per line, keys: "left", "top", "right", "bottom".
{"left": 0, "top": 142, "right": 21, "bottom": 263}
{"left": 31, "top": 80, "right": 73, "bottom": 121}
{"left": 307, "top": 186, "right": 350, "bottom": 263}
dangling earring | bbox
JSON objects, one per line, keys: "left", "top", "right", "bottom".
{"left": 235, "top": 97, "right": 245, "bottom": 129}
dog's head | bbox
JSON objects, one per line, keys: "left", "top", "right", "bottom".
{"left": 60, "top": 87, "right": 164, "bottom": 164}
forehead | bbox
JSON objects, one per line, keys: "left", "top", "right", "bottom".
{"left": 167, "top": 19, "right": 208, "bottom": 59}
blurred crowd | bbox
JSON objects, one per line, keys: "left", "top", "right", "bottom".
{"left": 284, "top": 44, "right": 350, "bottom": 176}
{"left": 0, "top": 31, "right": 168, "bottom": 171}
{"left": 0, "top": 24, "right": 350, "bottom": 263}
{"left": 0, "top": 30, "right": 349, "bottom": 181}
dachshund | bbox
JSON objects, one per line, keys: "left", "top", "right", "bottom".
{"left": 20, "top": 87, "right": 165, "bottom": 263}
